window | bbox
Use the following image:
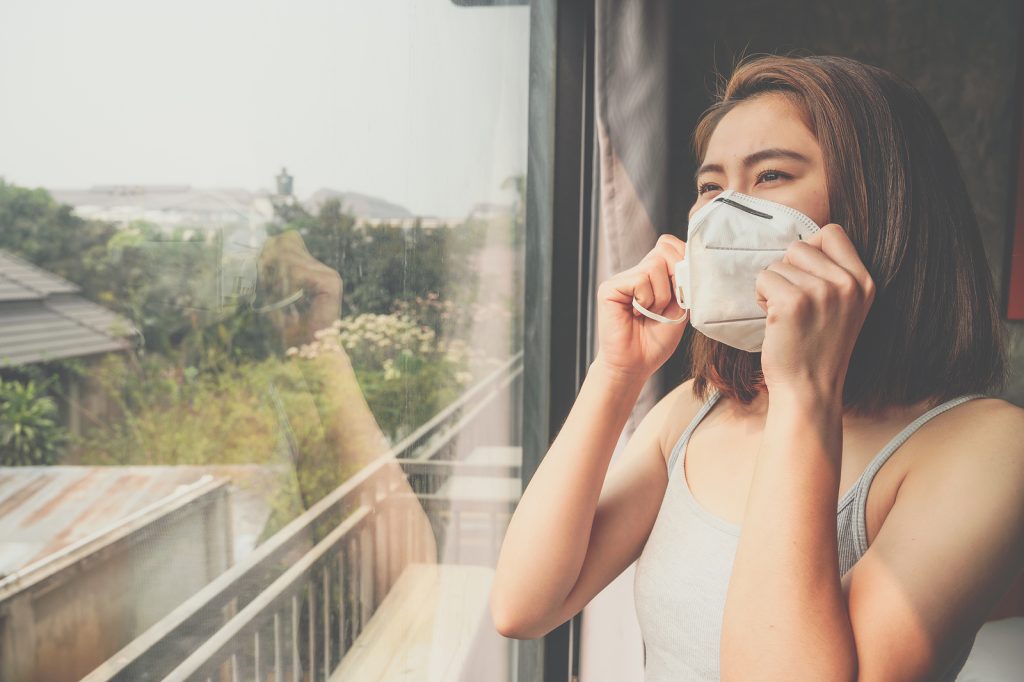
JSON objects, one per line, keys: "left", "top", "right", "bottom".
{"left": 0, "top": 1, "right": 579, "bottom": 680}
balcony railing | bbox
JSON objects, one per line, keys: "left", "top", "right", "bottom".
{"left": 83, "top": 350, "right": 523, "bottom": 682}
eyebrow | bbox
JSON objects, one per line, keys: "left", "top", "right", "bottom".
{"left": 694, "top": 148, "right": 811, "bottom": 184}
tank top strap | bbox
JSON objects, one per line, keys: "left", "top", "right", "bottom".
{"left": 666, "top": 390, "right": 987, "bottom": 484}
{"left": 666, "top": 389, "right": 722, "bottom": 475}
{"left": 841, "top": 392, "right": 987, "bottom": 508}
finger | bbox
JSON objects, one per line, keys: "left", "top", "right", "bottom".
{"left": 755, "top": 266, "right": 801, "bottom": 308}
{"left": 656, "top": 234, "right": 687, "bottom": 262}
{"left": 818, "top": 224, "right": 873, "bottom": 287}
{"left": 608, "top": 269, "right": 654, "bottom": 314}
{"left": 307, "top": 268, "right": 343, "bottom": 335}
{"left": 633, "top": 272, "right": 656, "bottom": 316}
{"left": 782, "top": 240, "right": 852, "bottom": 285}
{"left": 764, "top": 260, "right": 825, "bottom": 292}
{"left": 644, "top": 254, "right": 672, "bottom": 312}
{"left": 802, "top": 228, "right": 825, "bottom": 249}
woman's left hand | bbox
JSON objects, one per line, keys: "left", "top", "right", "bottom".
{"left": 754, "top": 223, "right": 875, "bottom": 401}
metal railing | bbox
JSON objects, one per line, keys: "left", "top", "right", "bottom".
{"left": 83, "top": 350, "right": 522, "bottom": 682}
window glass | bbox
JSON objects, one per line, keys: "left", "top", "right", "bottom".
{"left": 0, "top": 2, "right": 529, "bottom": 680}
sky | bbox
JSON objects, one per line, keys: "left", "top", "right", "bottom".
{"left": 0, "top": 0, "right": 530, "bottom": 218}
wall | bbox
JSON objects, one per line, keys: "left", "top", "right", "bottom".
{"left": 662, "top": 0, "right": 1024, "bottom": 404}
{"left": 0, "top": 481, "right": 232, "bottom": 682}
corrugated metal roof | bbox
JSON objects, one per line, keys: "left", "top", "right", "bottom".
{"left": 0, "top": 465, "right": 283, "bottom": 578}
{"left": 46, "top": 294, "right": 137, "bottom": 338}
{"left": 0, "top": 275, "right": 40, "bottom": 303}
{"left": 0, "top": 249, "right": 137, "bottom": 366}
{"left": 0, "top": 466, "right": 218, "bottom": 577}
{"left": 0, "top": 303, "right": 129, "bottom": 366}
{"left": 0, "top": 251, "right": 79, "bottom": 297}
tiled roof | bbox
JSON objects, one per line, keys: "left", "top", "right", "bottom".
{"left": 0, "top": 250, "right": 137, "bottom": 366}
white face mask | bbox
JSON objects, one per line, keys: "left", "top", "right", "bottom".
{"left": 632, "top": 189, "right": 821, "bottom": 352}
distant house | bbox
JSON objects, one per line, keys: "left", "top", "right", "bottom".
{"left": 303, "top": 187, "right": 414, "bottom": 222}
{"left": 46, "top": 176, "right": 469, "bottom": 234}
{"left": 48, "top": 185, "right": 277, "bottom": 234}
{"left": 465, "top": 201, "right": 515, "bottom": 223}
{"left": 0, "top": 249, "right": 138, "bottom": 434}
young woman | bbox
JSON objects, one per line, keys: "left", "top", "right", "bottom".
{"left": 491, "top": 54, "right": 1024, "bottom": 681}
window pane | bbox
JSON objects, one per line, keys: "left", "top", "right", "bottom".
{"left": 0, "top": 2, "right": 529, "bottom": 680}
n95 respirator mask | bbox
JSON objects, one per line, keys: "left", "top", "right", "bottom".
{"left": 632, "top": 189, "right": 821, "bottom": 352}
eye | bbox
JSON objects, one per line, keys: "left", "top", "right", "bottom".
{"left": 697, "top": 168, "right": 790, "bottom": 196}
{"left": 755, "top": 168, "right": 790, "bottom": 185}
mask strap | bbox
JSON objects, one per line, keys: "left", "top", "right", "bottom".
{"left": 631, "top": 298, "right": 689, "bottom": 324}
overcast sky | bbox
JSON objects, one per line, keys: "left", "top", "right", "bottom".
{"left": 0, "top": 0, "right": 530, "bottom": 218}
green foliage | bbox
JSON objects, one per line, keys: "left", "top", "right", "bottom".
{"left": 0, "top": 179, "right": 512, "bottom": 476}
{"left": 70, "top": 352, "right": 361, "bottom": 529}
{"left": 73, "top": 353, "right": 311, "bottom": 467}
{"left": 269, "top": 198, "right": 488, "bottom": 319}
{"left": 289, "top": 313, "right": 484, "bottom": 442}
{"left": 0, "top": 179, "right": 117, "bottom": 296}
{"left": 0, "top": 378, "right": 67, "bottom": 466}
{"left": 0, "top": 178, "right": 521, "bottom": 545}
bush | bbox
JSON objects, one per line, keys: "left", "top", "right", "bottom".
{"left": 287, "top": 313, "right": 491, "bottom": 441}
{"left": 0, "top": 379, "right": 67, "bottom": 466}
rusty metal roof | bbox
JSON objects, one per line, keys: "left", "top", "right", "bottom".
{"left": 0, "top": 466, "right": 225, "bottom": 578}
{"left": 0, "top": 465, "right": 288, "bottom": 583}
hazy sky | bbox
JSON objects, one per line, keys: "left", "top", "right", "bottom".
{"left": 0, "top": 0, "right": 530, "bottom": 218}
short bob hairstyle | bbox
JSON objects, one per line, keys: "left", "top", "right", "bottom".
{"left": 687, "top": 54, "right": 1007, "bottom": 415}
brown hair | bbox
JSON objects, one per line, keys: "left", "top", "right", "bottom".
{"left": 687, "top": 54, "right": 1006, "bottom": 415}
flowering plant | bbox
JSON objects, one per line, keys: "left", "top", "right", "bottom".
{"left": 286, "top": 312, "right": 483, "bottom": 387}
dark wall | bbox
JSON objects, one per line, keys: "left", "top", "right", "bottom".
{"left": 662, "top": 0, "right": 1024, "bottom": 405}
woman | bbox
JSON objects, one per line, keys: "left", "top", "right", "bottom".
{"left": 490, "top": 54, "right": 1024, "bottom": 681}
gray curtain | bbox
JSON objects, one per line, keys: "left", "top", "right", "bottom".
{"left": 591, "top": 0, "right": 687, "bottom": 428}
{"left": 582, "top": 2, "right": 689, "bottom": 681}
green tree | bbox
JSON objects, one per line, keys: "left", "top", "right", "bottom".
{"left": 0, "top": 378, "right": 67, "bottom": 465}
{"left": 0, "top": 178, "right": 117, "bottom": 298}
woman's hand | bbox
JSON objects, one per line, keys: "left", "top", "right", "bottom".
{"left": 594, "top": 234, "right": 689, "bottom": 382}
{"left": 754, "top": 224, "right": 875, "bottom": 400}
{"left": 257, "top": 230, "right": 343, "bottom": 349}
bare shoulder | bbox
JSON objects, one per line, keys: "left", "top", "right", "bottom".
{"left": 648, "top": 377, "right": 708, "bottom": 470}
{"left": 910, "top": 395, "right": 1024, "bottom": 487}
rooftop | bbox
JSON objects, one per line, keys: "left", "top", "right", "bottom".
{"left": 0, "top": 249, "right": 137, "bottom": 366}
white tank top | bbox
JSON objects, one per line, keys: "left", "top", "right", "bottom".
{"left": 633, "top": 389, "right": 985, "bottom": 681}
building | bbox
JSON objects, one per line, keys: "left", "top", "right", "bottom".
{"left": 0, "top": 249, "right": 139, "bottom": 435}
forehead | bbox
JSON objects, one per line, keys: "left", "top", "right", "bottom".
{"left": 703, "top": 93, "right": 820, "bottom": 162}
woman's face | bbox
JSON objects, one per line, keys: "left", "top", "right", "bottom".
{"left": 689, "top": 92, "right": 830, "bottom": 227}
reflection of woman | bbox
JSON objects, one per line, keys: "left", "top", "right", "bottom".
{"left": 492, "top": 55, "right": 1024, "bottom": 680}
{"left": 258, "top": 230, "right": 438, "bottom": 574}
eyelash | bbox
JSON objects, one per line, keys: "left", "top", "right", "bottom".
{"left": 696, "top": 168, "right": 790, "bottom": 195}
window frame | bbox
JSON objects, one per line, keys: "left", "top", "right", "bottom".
{"left": 522, "top": 0, "right": 596, "bottom": 680}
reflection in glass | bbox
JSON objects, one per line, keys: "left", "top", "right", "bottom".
{"left": 0, "top": 1, "right": 529, "bottom": 680}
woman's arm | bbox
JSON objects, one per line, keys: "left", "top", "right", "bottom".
{"left": 721, "top": 385, "right": 857, "bottom": 681}
{"left": 490, "top": 357, "right": 647, "bottom": 638}
{"left": 719, "top": 224, "right": 871, "bottom": 681}
{"left": 722, "top": 224, "right": 1024, "bottom": 680}
{"left": 491, "top": 234, "right": 688, "bottom": 639}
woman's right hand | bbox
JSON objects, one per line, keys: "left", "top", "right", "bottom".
{"left": 594, "top": 234, "right": 688, "bottom": 382}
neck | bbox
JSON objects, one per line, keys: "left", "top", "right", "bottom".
{"left": 730, "top": 386, "right": 936, "bottom": 429}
